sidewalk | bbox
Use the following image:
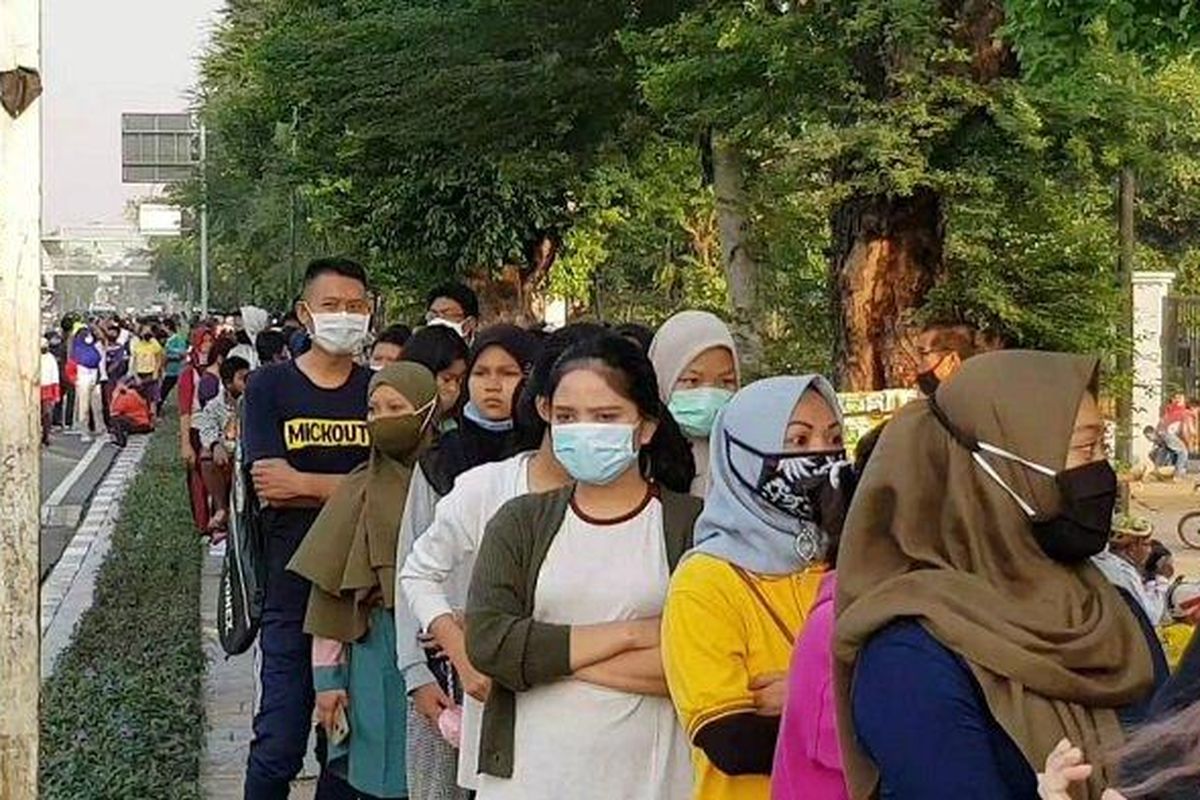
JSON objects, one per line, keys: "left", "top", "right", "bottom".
{"left": 200, "top": 547, "right": 317, "bottom": 799}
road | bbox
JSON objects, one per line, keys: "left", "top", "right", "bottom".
{"left": 40, "top": 433, "right": 118, "bottom": 582}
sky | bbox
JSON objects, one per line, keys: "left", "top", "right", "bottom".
{"left": 42, "top": 0, "right": 223, "bottom": 232}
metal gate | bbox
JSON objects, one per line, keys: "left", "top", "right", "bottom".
{"left": 1163, "top": 295, "right": 1200, "bottom": 399}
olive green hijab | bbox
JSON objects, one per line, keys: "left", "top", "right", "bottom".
{"left": 289, "top": 362, "right": 438, "bottom": 643}
{"left": 834, "top": 351, "right": 1154, "bottom": 800}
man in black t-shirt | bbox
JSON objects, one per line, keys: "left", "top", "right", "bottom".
{"left": 242, "top": 257, "right": 373, "bottom": 800}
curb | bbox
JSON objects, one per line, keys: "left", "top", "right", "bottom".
{"left": 40, "top": 436, "right": 151, "bottom": 680}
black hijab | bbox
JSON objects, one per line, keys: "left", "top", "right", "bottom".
{"left": 419, "top": 324, "right": 541, "bottom": 495}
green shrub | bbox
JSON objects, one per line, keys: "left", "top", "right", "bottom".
{"left": 41, "top": 417, "right": 205, "bottom": 799}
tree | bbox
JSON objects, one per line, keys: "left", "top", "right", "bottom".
{"left": 628, "top": 0, "right": 1200, "bottom": 387}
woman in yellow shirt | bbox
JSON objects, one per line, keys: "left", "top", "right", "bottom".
{"left": 663, "top": 375, "right": 848, "bottom": 800}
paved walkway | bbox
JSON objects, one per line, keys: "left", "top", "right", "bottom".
{"left": 200, "top": 547, "right": 317, "bottom": 799}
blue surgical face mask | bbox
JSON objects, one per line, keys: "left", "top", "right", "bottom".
{"left": 668, "top": 387, "right": 734, "bottom": 439}
{"left": 552, "top": 422, "right": 640, "bottom": 485}
{"left": 463, "top": 400, "right": 514, "bottom": 433}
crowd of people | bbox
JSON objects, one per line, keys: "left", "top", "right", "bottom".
{"left": 109, "top": 254, "right": 1200, "bottom": 800}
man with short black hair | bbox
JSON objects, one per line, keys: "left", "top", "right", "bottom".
{"left": 369, "top": 323, "right": 412, "bottom": 370}
{"left": 242, "top": 257, "right": 374, "bottom": 800}
{"left": 425, "top": 281, "right": 480, "bottom": 345}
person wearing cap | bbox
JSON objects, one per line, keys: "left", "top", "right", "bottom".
{"left": 1091, "top": 515, "right": 1171, "bottom": 626}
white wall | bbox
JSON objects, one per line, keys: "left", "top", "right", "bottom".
{"left": 1132, "top": 271, "right": 1176, "bottom": 462}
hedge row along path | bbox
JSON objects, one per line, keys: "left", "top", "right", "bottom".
{"left": 40, "top": 415, "right": 205, "bottom": 800}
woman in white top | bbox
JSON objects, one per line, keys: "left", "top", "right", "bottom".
{"left": 649, "top": 310, "right": 741, "bottom": 497}
{"left": 464, "top": 333, "right": 700, "bottom": 800}
{"left": 397, "top": 324, "right": 601, "bottom": 798}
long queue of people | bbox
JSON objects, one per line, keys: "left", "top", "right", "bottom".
{"left": 193, "top": 256, "right": 1199, "bottom": 800}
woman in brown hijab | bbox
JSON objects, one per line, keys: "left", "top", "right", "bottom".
{"left": 289, "top": 362, "right": 439, "bottom": 799}
{"left": 834, "top": 351, "right": 1155, "bottom": 800}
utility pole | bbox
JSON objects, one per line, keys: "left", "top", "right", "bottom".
{"left": 0, "top": 0, "right": 43, "bottom": 795}
{"left": 199, "top": 121, "right": 209, "bottom": 317}
{"left": 1116, "top": 167, "right": 1136, "bottom": 467}
{"left": 288, "top": 104, "right": 298, "bottom": 301}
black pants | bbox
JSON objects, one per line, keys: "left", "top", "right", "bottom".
{"left": 159, "top": 373, "right": 179, "bottom": 413}
{"left": 111, "top": 417, "right": 153, "bottom": 448}
{"left": 58, "top": 383, "right": 75, "bottom": 428}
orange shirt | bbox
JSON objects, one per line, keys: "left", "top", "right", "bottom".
{"left": 111, "top": 386, "right": 152, "bottom": 428}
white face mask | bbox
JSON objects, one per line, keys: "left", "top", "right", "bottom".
{"left": 309, "top": 312, "right": 370, "bottom": 356}
{"left": 426, "top": 316, "right": 468, "bottom": 341}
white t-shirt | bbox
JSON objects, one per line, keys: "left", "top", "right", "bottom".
{"left": 475, "top": 499, "right": 691, "bottom": 800}
{"left": 1092, "top": 548, "right": 1170, "bottom": 624}
{"left": 398, "top": 451, "right": 535, "bottom": 790}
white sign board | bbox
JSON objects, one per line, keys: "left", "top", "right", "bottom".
{"left": 138, "top": 203, "right": 182, "bottom": 236}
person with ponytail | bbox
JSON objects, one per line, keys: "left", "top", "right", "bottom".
{"left": 288, "top": 362, "right": 440, "bottom": 800}
{"left": 463, "top": 333, "right": 698, "bottom": 799}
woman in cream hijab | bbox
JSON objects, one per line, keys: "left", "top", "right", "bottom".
{"left": 649, "top": 310, "right": 741, "bottom": 497}
{"left": 834, "top": 351, "right": 1155, "bottom": 800}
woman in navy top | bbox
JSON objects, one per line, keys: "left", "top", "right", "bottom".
{"left": 833, "top": 351, "right": 1155, "bottom": 800}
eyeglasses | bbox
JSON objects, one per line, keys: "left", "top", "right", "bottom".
{"left": 304, "top": 298, "right": 373, "bottom": 316}
{"left": 426, "top": 305, "right": 467, "bottom": 323}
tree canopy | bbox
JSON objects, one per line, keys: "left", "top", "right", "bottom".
{"left": 167, "top": 0, "right": 1200, "bottom": 381}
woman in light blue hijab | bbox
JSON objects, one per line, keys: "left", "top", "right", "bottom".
{"left": 661, "top": 375, "right": 849, "bottom": 800}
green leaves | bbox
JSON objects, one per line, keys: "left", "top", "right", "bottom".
{"left": 41, "top": 419, "right": 205, "bottom": 800}
{"left": 177, "top": 0, "right": 1200, "bottom": 375}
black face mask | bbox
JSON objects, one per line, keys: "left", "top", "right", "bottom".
{"left": 916, "top": 369, "right": 940, "bottom": 397}
{"left": 1031, "top": 460, "right": 1117, "bottom": 563}
{"left": 728, "top": 434, "right": 850, "bottom": 562}
{"left": 924, "top": 391, "right": 1116, "bottom": 565}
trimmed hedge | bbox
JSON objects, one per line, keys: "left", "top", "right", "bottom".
{"left": 41, "top": 416, "right": 205, "bottom": 799}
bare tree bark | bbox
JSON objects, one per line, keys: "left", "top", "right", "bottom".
{"left": 0, "top": 0, "right": 42, "bottom": 795}
{"left": 832, "top": 188, "right": 944, "bottom": 390}
{"left": 471, "top": 233, "right": 559, "bottom": 324}
{"left": 830, "top": 1, "right": 1011, "bottom": 389}
{"left": 711, "top": 132, "right": 762, "bottom": 370}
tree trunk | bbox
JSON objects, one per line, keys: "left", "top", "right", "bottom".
{"left": 832, "top": 188, "right": 944, "bottom": 390}
{"left": 0, "top": 1, "right": 42, "bottom": 794}
{"left": 711, "top": 133, "right": 763, "bottom": 371}
{"left": 471, "top": 234, "right": 558, "bottom": 325}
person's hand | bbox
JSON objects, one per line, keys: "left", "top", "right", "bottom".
{"left": 212, "top": 444, "right": 229, "bottom": 469}
{"left": 750, "top": 672, "right": 789, "bottom": 717}
{"left": 1037, "top": 739, "right": 1128, "bottom": 800}
{"left": 181, "top": 441, "right": 196, "bottom": 467}
{"left": 252, "top": 459, "right": 306, "bottom": 504}
{"left": 460, "top": 664, "right": 493, "bottom": 703}
{"left": 315, "top": 689, "right": 348, "bottom": 733}
{"left": 624, "top": 617, "right": 662, "bottom": 650}
{"left": 411, "top": 683, "right": 455, "bottom": 726}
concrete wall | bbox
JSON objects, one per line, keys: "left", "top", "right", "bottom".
{"left": 1132, "top": 271, "right": 1176, "bottom": 462}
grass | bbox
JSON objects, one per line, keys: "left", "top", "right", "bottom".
{"left": 40, "top": 414, "right": 206, "bottom": 800}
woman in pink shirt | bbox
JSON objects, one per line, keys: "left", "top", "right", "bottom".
{"left": 771, "top": 572, "right": 845, "bottom": 800}
{"left": 772, "top": 425, "right": 883, "bottom": 800}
